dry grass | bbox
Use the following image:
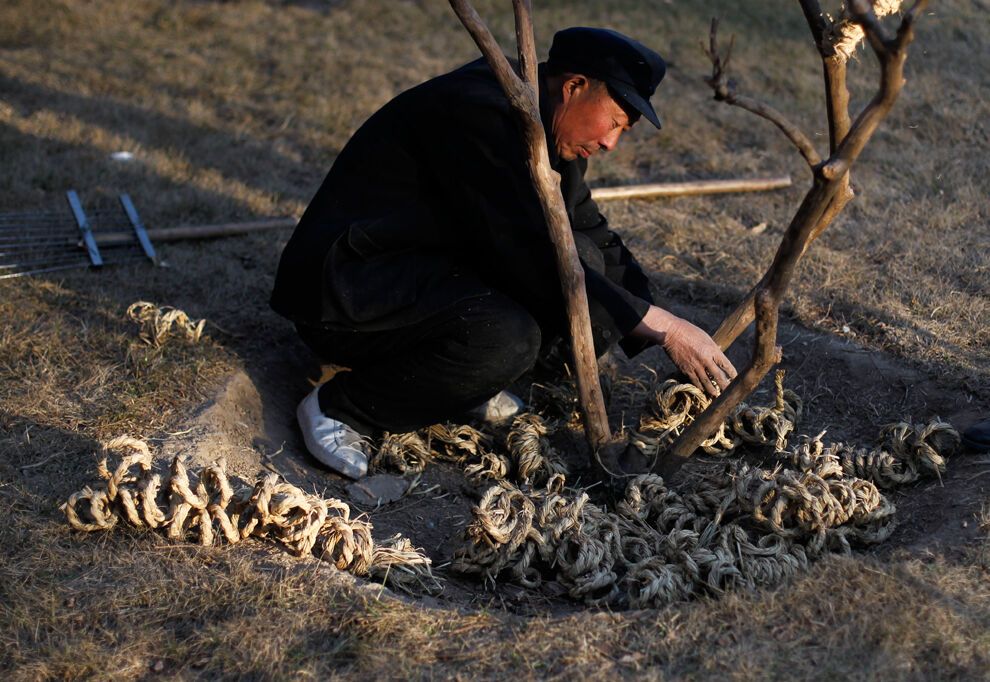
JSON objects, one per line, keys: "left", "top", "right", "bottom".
{"left": 1, "top": 0, "right": 989, "bottom": 679}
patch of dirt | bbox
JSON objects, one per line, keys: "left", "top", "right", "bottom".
{"left": 152, "top": 308, "right": 990, "bottom": 611}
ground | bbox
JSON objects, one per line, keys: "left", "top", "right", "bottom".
{"left": 1, "top": 0, "right": 989, "bottom": 679}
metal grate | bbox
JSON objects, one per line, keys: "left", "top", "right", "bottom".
{"left": 0, "top": 191, "right": 156, "bottom": 280}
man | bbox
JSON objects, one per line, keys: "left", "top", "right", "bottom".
{"left": 271, "top": 27, "right": 736, "bottom": 479}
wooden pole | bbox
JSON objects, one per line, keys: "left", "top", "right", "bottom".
{"left": 448, "top": 0, "right": 612, "bottom": 450}
{"left": 81, "top": 174, "right": 791, "bottom": 250}
{"left": 94, "top": 218, "right": 296, "bottom": 247}
{"left": 590, "top": 175, "right": 791, "bottom": 202}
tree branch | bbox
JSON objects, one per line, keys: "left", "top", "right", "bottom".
{"left": 712, "top": 175, "right": 853, "bottom": 350}
{"left": 512, "top": 0, "right": 538, "bottom": 89}
{"left": 665, "top": 3, "right": 924, "bottom": 473}
{"left": 448, "top": 0, "right": 612, "bottom": 450}
{"left": 823, "top": 0, "right": 925, "bottom": 180}
{"left": 712, "top": 0, "right": 861, "bottom": 351}
{"left": 660, "top": 290, "right": 781, "bottom": 477}
{"left": 704, "top": 18, "right": 822, "bottom": 169}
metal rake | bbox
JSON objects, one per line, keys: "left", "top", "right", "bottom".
{"left": 0, "top": 190, "right": 157, "bottom": 280}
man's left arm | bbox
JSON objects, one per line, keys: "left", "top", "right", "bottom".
{"left": 564, "top": 165, "right": 655, "bottom": 357}
{"left": 566, "top": 165, "right": 736, "bottom": 395}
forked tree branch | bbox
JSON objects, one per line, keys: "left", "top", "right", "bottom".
{"left": 660, "top": 291, "right": 780, "bottom": 477}
{"left": 663, "top": 0, "right": 925, "bottom": 475}
{"left": 713, "top": 0, "right": 860, "bottom": 350}
{"left": 710, "top": 0, "right": 911, "bottom": 352}
{"left": 704, "top": 19, "right": 822, "bottom": 169}
{"left": 448, "top": 0, "right": 612, "bottom": 450}
{"left": 822, "top": 0, "right": 924, "bottom": 180}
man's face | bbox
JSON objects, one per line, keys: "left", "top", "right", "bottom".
{"left": 550, "top": 76, "right": 635, "bottom": 162}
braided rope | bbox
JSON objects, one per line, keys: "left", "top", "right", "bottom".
{"left": 126, "top": 301, "right": 206, "bottom": 347}
{"left": 443, "top": 383, "right": 957, "bottom": 607}
{"left": 63, "top": 437, "right": 440, "bottom": 594}
{"left": 355, "top": 373, "right": 960, "bottom": 606}
{"left": 371, "top": 432, "right": 433, "bottom": 474}
{"left": 70, "top": 379, "right": 956, "bottom": 605}
{"left": 505, "top": 414, "right": 569, "bottom": 486}
{"left": 374, "top": 415, "right": 569, "bottom": 488}
{"left": 640, "top": 371, "right": 803, "bottom": 455}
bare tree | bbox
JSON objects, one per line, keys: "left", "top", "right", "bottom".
{"left": 446, "top": 0, "right": 927, "bottom": 477}
{"left": 659, "top": 0, "right": 926, "bottom": 477}
{"left": 448, "top": 0, "right": 612, "bottom": 451}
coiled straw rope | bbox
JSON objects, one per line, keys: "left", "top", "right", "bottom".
{"left": 372, "top": 414, "right": 568, "bottom": 486}
{"left": 639, "top": 370, "right": 802, "bottom": 455}
{"left": 63, "top": 437, "right": 440, "bottom": 594}
{"left": 127, "top": 301, "right": 206, "bottom": 347}
{"left": 363, "top": 372, "right": 955, "bottom": 608}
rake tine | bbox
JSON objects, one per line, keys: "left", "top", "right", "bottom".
{"left": 0, "top": 254, "right": 89, "bottom": 271}
{"left": 0, "top": 223, "right": 74, "bottom": 233}
{"left": 0, "top": 261, "right": 91, "bottom": 280}
{"left": 0, "top": 253, "right": 147, "bottom": 280}
{"left": 0, "top": 237, "right": 79, "bottom": 250}
{"left": 66, "top": 190, "right": 103, "bottom": 267}
{"left": 119, "top": 193, "right": 157, "bottom": 263}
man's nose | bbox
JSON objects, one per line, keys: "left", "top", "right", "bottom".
{"left": 598, "top": 129, "right": 623, "bottom": 152}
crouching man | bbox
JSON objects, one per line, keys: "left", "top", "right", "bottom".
{"left": 271, "top": 27, "right": 736, "bottom": 479}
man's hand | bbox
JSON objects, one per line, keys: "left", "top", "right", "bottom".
{"left": 632, "top": 305, "right": 737, "bottom": 397}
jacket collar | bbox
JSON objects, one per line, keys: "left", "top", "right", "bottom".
{"left": 538, "top": 63, "right": 562, "bottom": 169}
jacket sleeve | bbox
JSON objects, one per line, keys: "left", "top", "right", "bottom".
{"left": 565, "top": 161, "right": 656, "bottom": 356}
{"left": 423, "top": 101, "right": 654, "bottom": 355}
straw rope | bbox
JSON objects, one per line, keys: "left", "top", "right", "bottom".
{"left": 830, "top": 0, "right": 904, "bottom": 60}
{"left": 63, "top": 436, "right": 440, "bottom": 594}
{"left": 450, "top": 413, "right": 955, "bottom": 607}
{"left": 372, "top": 413, "right": 568, "bottom": 486}
{"left": 127, "top": 301, "right": 206, "bottom": 347}
{"left": 428, "top": 373, "right": 957, "bottom": 607}
{"left": 639, "top": 370, "right": 802, "bottom": 455}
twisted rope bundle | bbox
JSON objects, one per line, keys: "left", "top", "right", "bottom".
{"left": 355, "top": 374, "right": 960, "bottom": 606}
{"left": 441, "top": 375, "right": 958, "bottom": 607}
{"left": 640, "top": 370, "right": 803, "bottom": 455}
{"left": 833, "top": 419, "right": 958, "bottom": 488}
{"left": 505, "top": 414, "right": 569, "bottom": 486}
{"left": 63, "top": 437, "right": 439, "bottom": 594}
{"left": 127, "top": 301, "right": 206, "bottom": 347}
{"left": 372, "top": 414, "right": 568, "bottom": 486}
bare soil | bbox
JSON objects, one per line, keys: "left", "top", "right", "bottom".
{"left": 147, "top": 298, "right": 988, "bottom": 613}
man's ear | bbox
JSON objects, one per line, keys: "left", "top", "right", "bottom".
{"left": 561, "top": 74, "right": 591, "bottom": 103}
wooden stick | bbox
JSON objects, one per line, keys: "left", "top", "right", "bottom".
{"left": 87, "top": 174, "right": 791, "bottom": 251}
{"left": 659, "top": 290, "right": 780, "bottom": 477}
{"left": 93, "top": 218, "right": 296, "bottom": 247}
{"left": 590, "top": 175, "right": 791, "bottom": 202}
{"left": 449, "top": 0, "right": 612, "bottom": 450}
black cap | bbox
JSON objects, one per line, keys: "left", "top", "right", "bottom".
{"left": 547, "top": 27, "right": 667, "bottom": 129}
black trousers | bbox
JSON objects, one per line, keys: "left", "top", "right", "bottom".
{"left": 297, "top": 237, "right": 636, "bottom": 436}
{"left": 299, "top": 292, "right": 552, "bottom": 435}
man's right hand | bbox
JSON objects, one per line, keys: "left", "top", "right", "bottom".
{"left": 631, "top": 305, "right": 737, "bottom": 398}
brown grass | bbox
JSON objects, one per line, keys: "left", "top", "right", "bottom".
{"left": 1, "top": 0, "right": 989, "bottom": 679}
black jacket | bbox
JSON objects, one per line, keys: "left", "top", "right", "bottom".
{"left": 271, "top": 59, "right": 654, "bottom": 355}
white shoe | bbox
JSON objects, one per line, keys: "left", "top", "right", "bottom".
{"left": 296, "top": 385, "right": 368, "bottom": 479}
{"left": 468, "top": 390, "right": 525, "bottom": 424}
